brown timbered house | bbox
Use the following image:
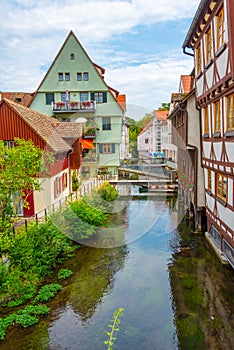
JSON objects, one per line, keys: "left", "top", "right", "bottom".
{"left": 183, "top": 0, "right": 234, "bottom": 268}
{"left": 169, "top": 74, "right": 206, "bottom": 232}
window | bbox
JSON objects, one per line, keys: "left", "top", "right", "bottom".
{"left": 216, "top": 6, "right": 225, "bottom": 50}
{"left": 216, "top": 173, "right": 227, "bottom": 201}
{"left": 206, "top": 27, "right": 213, "bottom": 63}
{"left": 54, "top": 177, "right": 62, "bottom": 199}
{"left": 207, "top": 170, "right": 212, "bottom": 191}
{"left": 99, "top": 143, "right": 115, "bottom": 154}
{"left": 61, "top": 92, "right": 70, "bottom": 102}
{"left": 45, "top": 93, "right": 54, "bottom": 105}
{"left": 91, "top": 92, "right": 107, "bottom": 103}
{"left": 58, "top": 73, "right": 63, "bottom": 81}
{"left": 62, "top": 173, "right": 68, "bottom": 190}
{"left": 214, "top": 101, "right": 221, "bottom": 132}
{"left": 80, "top": 92, "right": 88, "bottom": 101}
{"left": 65, "top": 73, "right": 70, "bottom": 81}
{"left": 196, "top": 43, "right": 202, "bottom": 74}
{"left": 83, "top": 72, "right": 89, "bottom": 81}
{"left": 145, "top": 138, "right": 149, "bottom": 144}
{"left": 204, "top": 106, "right": 209, "bottom": 133}
{"left": 77, "top": 72, "right": 82, "bottom": 81}
{"left": 3, "top": 140, "right": 14, "bottom": 149}
{"left": 226, "top": 93, "right": 234, "bottom": 130}
{"left": 70, "top": 53, "right": 75, "bottom": 60}
{"left": 102, "top": 117, "right": 111, "bottom": 130}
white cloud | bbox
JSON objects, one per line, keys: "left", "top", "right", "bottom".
{"left": 0, "top": 0, "right": 199, "bottom": 117}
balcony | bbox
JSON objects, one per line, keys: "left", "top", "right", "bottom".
{"left": 52, "top": 101, "right": 96, "bottom": 113}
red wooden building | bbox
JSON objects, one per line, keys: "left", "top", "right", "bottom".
{"left": 0, "top": 98, "right": 82, "bottom": 217}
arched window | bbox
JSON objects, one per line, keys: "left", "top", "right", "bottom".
{"left": 70, "top": 53, "right": 75, "bottom": 60}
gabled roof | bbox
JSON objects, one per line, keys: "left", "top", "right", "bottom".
{"left": 153, "top": 110, "right": 168, "bottom": 121}
{"left": 29, "top": 30, "right": 125, "bottom": 110}
{"left": 1, "top": 92, "right": 35, "bottom": 107}
{"left": 179, "top": 75, "right": 192, "bottom": 94}
{"left": 1, "top": 98, "right": 71, "bottom": 153}
{"left": 116, "top": 94, "right": 126, "bottom": 111}
{"left": 55, "top": 122, "right": 82, "bottom": 138}
{"left": 138, "top": 119, "right": 153, "bottom": 136}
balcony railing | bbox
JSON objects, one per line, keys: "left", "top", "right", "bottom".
{"left": 52, "top": 101, "right": 96, "bottom": 113}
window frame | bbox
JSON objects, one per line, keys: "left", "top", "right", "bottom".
{"left": 214, "top": 100, "right": 221, "bottom": 132}
{"left": 102, "top": 117, "right": 111, "bottom": 131}
{"left": 226, "top": 93, "right": 234, "bottom": 131}
{"left": 207, "top": 169, "right": 212, "bottom": 191}
{"left": 83, "top": 72, "right": 89, "bottom": 81}
{"left": 65, "top": 72, "right": 70, "bottom": 81}
{"left": 58, "top": 73, "right": 63, "bottom": 81}
{"left": 77, "top": 72, "right": 82, "bottom": 81}
{"left": 216, "top": 6, "right": 225, "bottom": 51}
{"left": 45, "top": 92, "right": 54, "bottom": 105}
{"left": 196, "top": 43, "right": 202, "bottom": 74}
{"left": 80, "top": 92, "right": 88, "bottom": 102}
{"left": 216, "top": 173, "right": 227, "bottom": 202}
{"left": 206, "top": 26, "right": 213, "bottom": 64}
{"left": 204, "top": 106, "right": 209, "bottom": 134}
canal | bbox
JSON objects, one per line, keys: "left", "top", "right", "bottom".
{"left": 1, "top": 186, "right": 234, "bottom": 349}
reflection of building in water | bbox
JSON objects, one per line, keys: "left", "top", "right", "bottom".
{"left": 67, "top": 245, "right": 129, "bottom": 321}
{"left": 168, "top": 220, "right": 234, "bottom": 349}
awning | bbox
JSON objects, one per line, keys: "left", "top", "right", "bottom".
{"left": 81, "top": 138, "right": 94, "bottom": 149}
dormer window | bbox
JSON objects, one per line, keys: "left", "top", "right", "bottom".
{"left": 70, "top": 53, "right": 75, "bottom": 60}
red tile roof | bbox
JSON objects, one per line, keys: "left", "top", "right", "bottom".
{"left": 180, "top": 75, "right": 191, "bottom": 94}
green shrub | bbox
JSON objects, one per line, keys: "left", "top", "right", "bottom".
{"left": 33, "top": 283, "right": 62, "bottom": 303}
{"left": 97, "top": 182, "right": 118, "bottom": 202}
{"left": 15, "top": 314, "right": 39, "bottom": 328}
{"left": 57, "top": 268, "right": 73, "bottom": 280}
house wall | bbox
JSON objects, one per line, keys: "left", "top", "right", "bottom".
{"left": 29, "top": 32, "right": 124, "bottom": 172}
{"left": 187, "top": 0, "right": 234, "bottom": 265}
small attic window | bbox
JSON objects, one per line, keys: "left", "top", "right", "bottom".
{"left": 70, "top": 53, "right": 75, "bottom": 60}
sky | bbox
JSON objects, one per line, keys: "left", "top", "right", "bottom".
{"left": 0, "top": 0, "right": 201, "bottom": 119}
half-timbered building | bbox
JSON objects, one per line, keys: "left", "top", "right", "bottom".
{"left": 182, "top": 0, "right": 234, "bottom": 267}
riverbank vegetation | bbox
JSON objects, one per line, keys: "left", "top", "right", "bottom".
{"left": 0, "top": 182, "right": 118, "bottom": 341}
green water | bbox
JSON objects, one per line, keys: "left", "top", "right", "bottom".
{"left": 1, "top": 191, "right": 234, "bottom": 350}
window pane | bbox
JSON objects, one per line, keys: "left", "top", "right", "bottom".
{"left": 58, "top": 73, "right": 63, "bottom": 81}
{"left": 46, "top": 93, "right": 54, "bottom": 105}
{"left": 65, "top": 73, "right": 70, "bottom": 81}
{"left": 83, "top": 72, "right": 89, "bottom": 81}
{"left": 77, "top": 73, "right": 82, "bottom": 81}
{"left": 80, "top": 92, "right": 88, "bottom": 101}
{"left": 102, "top": 117, "right": 111, "bottom": 130}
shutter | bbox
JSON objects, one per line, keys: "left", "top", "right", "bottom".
{"left": 54, "top": 179, "right": 57, "bottom": 199}
{"left": 112, "top": 143, "right": 115, "bottom": 153}
{"left": 99, "top": 144, "right": 103, "bottom": 154}
{"left": 103, "top": 92, "right": 107, "bottom": 103}
{"left": 90, "top": 92, "right": 95, "bottom": 101}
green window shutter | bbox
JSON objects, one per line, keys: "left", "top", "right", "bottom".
{"left": 99, "top": 144, "right": 103, "bottom": 154}
{"left": 112, "top": 143, "right": 115, "bottom": 153}
{"left": 90, "top": 92, "right": 95, "bottom": 101}
{"left": 103, "top": 92, "right": 107, "bottom": 103}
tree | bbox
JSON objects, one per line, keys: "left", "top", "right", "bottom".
{"left": 0, "top": 138, "right": 52, "bottom": 237}
{"left": 158, "top": 102, "right": 170, "bottom": 111}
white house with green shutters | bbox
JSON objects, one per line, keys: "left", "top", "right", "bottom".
{"left": 30, "top": 30, "right": 127, "bottom": 178}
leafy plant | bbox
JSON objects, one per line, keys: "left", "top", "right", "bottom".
{"left": 33, "top": 283, "right": 62, "bottom": 303}
{"left": 104, "top": 307, "right": 124, "bottom": 349}
{"left": 57, "top": 268, "right": 73, "bottom": 280}
{"left": 97, "top": 182, "right": 118, "bottom": 202}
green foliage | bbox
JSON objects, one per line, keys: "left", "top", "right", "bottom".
{"left": 157, "top": 102, "right": 170, "bottom": 111}
{"left": 57, "top": 268, "right": 73, "bottom": 280}
{"left": 70, "top": 198, "right": 108, "bottom": 227}
{"left": 72, "top": 171, "right": 80, "bottom": 191}
{"left": 176, "top": 315, "right": 205, "bottom": 350}
{"left": 0, "top": 304, "right": 50, "bottom": 341}
{"left": 0, "top": 138, "right": 53, "bottom": 238}
{"left": 0, "top": 220, "right": 76, "bottom": 304}
{"left": 33, "top": 283, "right": 62, "bottom": 303}
{"left": 97, "top": 182, "right": 118, "bottom": 202}
{"left": 104, "top": 307, "right": 124, "bottom": 350}
{"left": 129, "top": 174, "right": 138, "bottom": 180}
